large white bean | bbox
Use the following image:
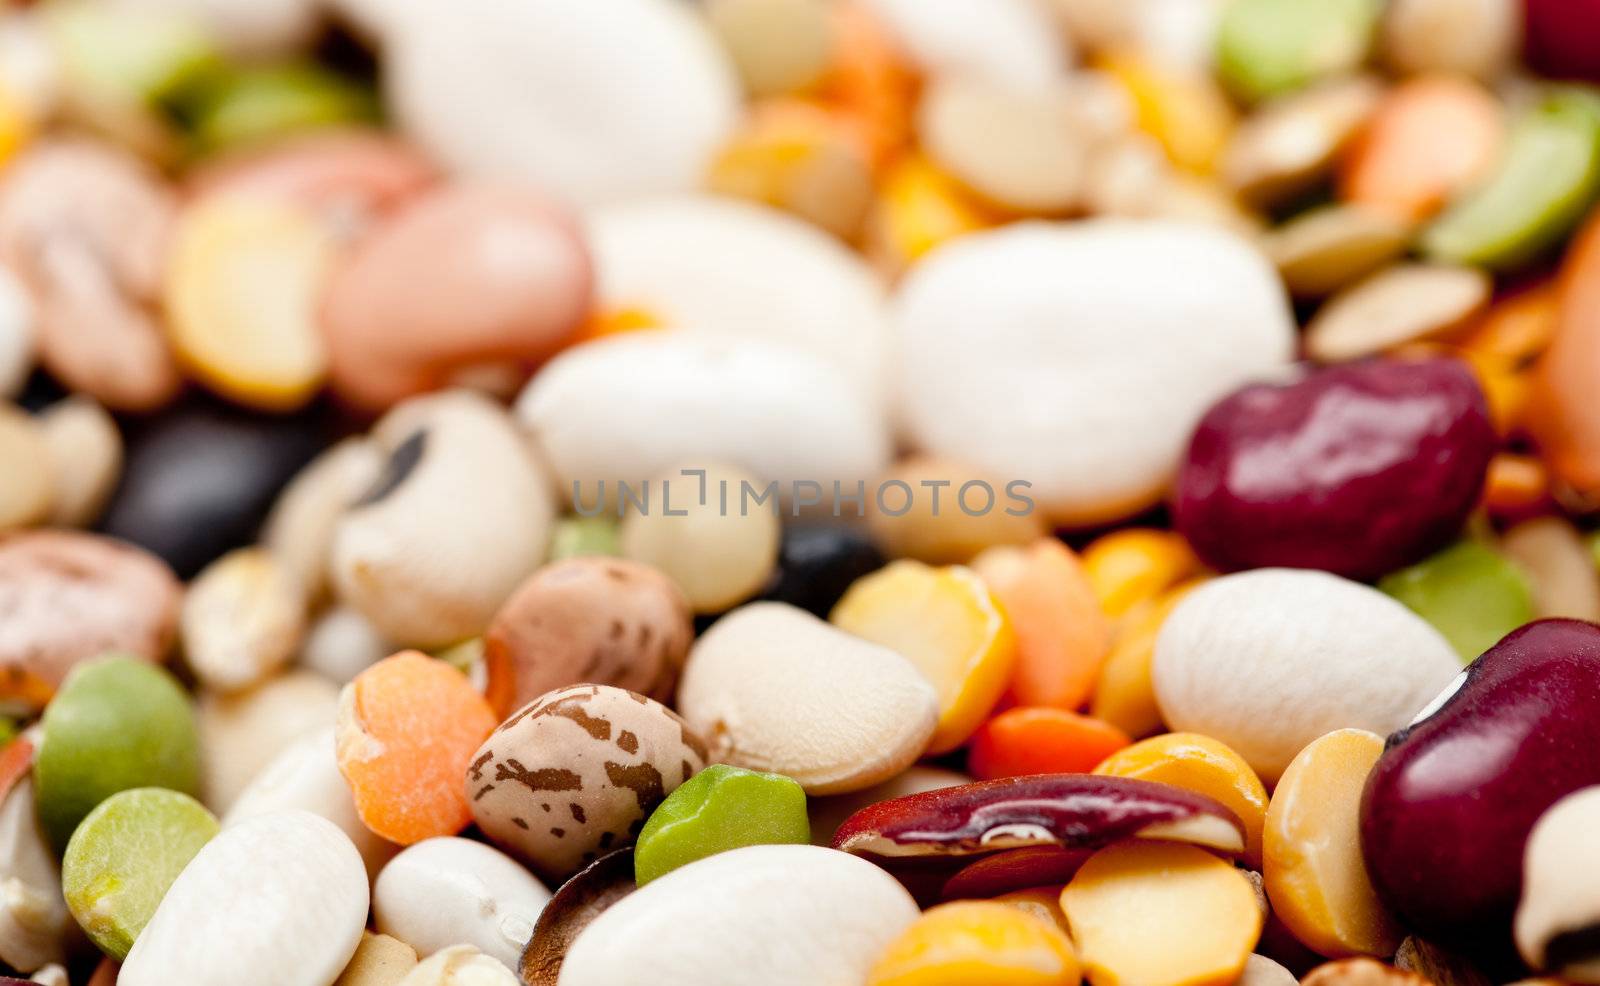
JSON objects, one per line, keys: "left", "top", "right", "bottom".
{"left": 677, "top": 602, "right": 938, "bottom": 794}
{"left": 374, "top": 838, "right": 551, "bottom": 971}
{"left": 385, "top": 0, "right": 738, "bottom": 206}
{"left": 559, "top": 844, "right": 920, "bottom": 986}
{"left": 1152, "top": 568, "right": 1461, "bottom": 782}
{"left": 585, "top": 195, "right": 889, "bottom": 403}
{"left": 120, "top": 810, "right": 368, "bottom": 986}
{"left": 893, "top": 220, "right": 1295, "bottom": 527}
{"left": 517, "top": 334, "right": 890, "bottom": 502}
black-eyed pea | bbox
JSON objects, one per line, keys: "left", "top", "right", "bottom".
{"left": 1304, "top": 264, "right": 1491, "bottom": 363}
{"left": 118, "top": 811, "right": 369, "bottom": 986}
{"left": 181, "top": 548, "right": 307, "bottom": 694}
{"left": 332, "top": 391, "right": 554, "bottom": 648}
{"left": 0, "top": 402, "right": 52, "bottom": 533}
{"left": 467, "top": 683, "right": 708, "bottom": 881}
{"left": 678, "top": 602, "right": 938, "bottom": 794}
{"left": 300, "top": 605, "right": 394, "bottom": 684}
{"left": 1515, "top": 786, "right": 1600, "bottom": 982}
{"left": 0, "top": 779, "right": 71, "bottom": 974}
{"left": 197, "top": 668, "right": 339, "bottom": 813}
{"left": 482, "top": 558, "right": 693, "bottom": 717}
{"left": 36, "top": 396, "right": 119, "bottom": 528}
{"left": 335, "top": 933, "right": 419, "bottom": 986}
{"left": 620, "top": 462, "right": 779, "bottom": 614}
{"left": 263, "top": 438, "right": 384, "bottom": 605}
{"left": 374, "top": 837, "right": 552, "bottom": 971}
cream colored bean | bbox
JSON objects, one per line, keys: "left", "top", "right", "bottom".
{"left": 0, "top": 402, "right": 52, "bottom": 533}
{"left": 397, "top": 946, "right": 520, "bottom": 986}
{"left": 917, "top": 76, "right": 1090, "bottom": 213}
{"left": 374, "top": 838, "right": 551, "bottom": 971}
{"left": 1264, "top": 206, "right": 1414, "bottom": 299}
{"left": 1381, "top": 0, "right": 1519, "bottom": 81}
{"left": 705, "top": 0, "right": 831, "bottom": 97}
{"left": 1305, "top": 264, "right": 1491, "bottom": 363}
{"left": 225, "top": 728, "right": 397, "bottom": 881}
{"left": 36, "top": 396, "right": 119, "bottom": 528}
{"left": 678, "top": 602, "right": 938, "bottom": 794}
{"left": 197, "top": 668, "right": 340, "bottom": 812}
{"left": 0, "top": 780, "right": 71, "bottom": 974}
{"left": 182, "top": 548, "right": 307, "bottom": 694}
{"left": 120, "top": 811, "right": 369, "bottom": 986}
{"left": 1224, "top": 77, "right": 1385, "bottom": 207}
{"left": 620, "top": 462, "right": 780, "bottom": 614}
{"left": 336, "top": 933, "right": 419, "bottom": 986}
{"left": 333, "top": 391, "right": 553, "bottom": 648}
{"left": 1501, "top": 517, "right": 1600, "bottom": 622}
{"left": 0, "top": 263, "right": 34, "bottom": 398}
{"left": 300, "top": 604, "right": 393, "bottom": 684}
{"left": 1516, "top": 787, "right": 1600, "bottom": 982}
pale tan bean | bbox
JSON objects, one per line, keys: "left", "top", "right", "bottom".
{"left": 36, "top": 396, "right": 119, "bottom": 528}
{"left": 1265, "top": 206, "right": 1414, "bottom": 298}
{"left": 0, "top": 402, "right": 51, "bottom": 532}
{"left": 705, "top": 0, "right": 832, "bottom": 97}
{"left": 1381, "top": 0, "right": 1519, "bottom": 81}
{"left": 1224, "top": 77, "right": 1384, "bottom": 208}
{"left": 336, "top": 933, "right": 420, "bottom": 986}
{"left": 182, "top": 548, "right": 307, "bottom": 694}
{"left": 1305, "top": 264, "right": 1491, "bottom": 363}
{"left": 0, "top": 779, "right": 71, "bottom": 974}
{"left": 300, "top": 604, "right": 393, "bottom": 685}
{"left": 1501, "top": 516, "right": 1600, "bottom": 622}
{"left": 263, "top": 438, "right": 383, "bottom": 605}
{"left": 197, "top": 668, "right": 340, "bottom": 813}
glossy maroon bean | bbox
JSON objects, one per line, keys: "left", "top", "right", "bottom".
{"left": 1361, "top": 619, "right": 1600, "bottom": 956}
{"left": 1524, "top": 0, "right": 1600, "bottom": 82}
{"left": 831, "top": 774, "right": 1246, "bottom": 859}
{"left": 939, "top": 846, "right": 1092, "bottom": 902}
{"left": 1173, "top": 357, "right": 1494, "bottom": 581}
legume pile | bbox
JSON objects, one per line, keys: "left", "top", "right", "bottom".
{"left": 1, "top": 0, "right": 1600, "bottom": 984}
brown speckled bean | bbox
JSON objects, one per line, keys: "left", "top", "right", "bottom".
{"left": 467, "top": 684, "right": 708, "bottom": 882}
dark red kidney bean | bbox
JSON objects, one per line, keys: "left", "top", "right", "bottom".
{"left": 1173, "top": 357, "right": 1494, "bottom": 581}
{"left": 98, "top": 396, "right": 334, "bottom": 578}
{"left": 1360, "top": 619, "right": 1600, "bottom": 955}
{"left": 1524, "top": 0, "right": 1600, "bottom": 82}
{"left": 759, "top": 524, "right": 886, "bottom": 618}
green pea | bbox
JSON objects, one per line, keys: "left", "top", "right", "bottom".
{"left": 1379, "top": 541, "right": 1535, "bottom": 663}
{"left": 634, "top": 764, "right": 809, "bottom": 886}
{"left": 549, "top": 515, "right": 623, "bottom": 562}
{"left": 434, "top": 637, "right": 483, "bottom": 677}
{"left": 185, "top": 62, "right": 379, "bottom": 155}
{"left": 1216, "top": 0, "right": 1379, "bottom": 103}
{"left": 1423, "top": 87, "right": 1600, "bottom": 271}
{"left": 34, "top": 655, "right": 202, "bottom": 852}
{"left": 62, "top": 788, "right": 219, "bottom": 960}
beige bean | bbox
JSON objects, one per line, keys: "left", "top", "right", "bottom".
{"left": 867, "top": 455, "right": 1047, "bottom": 564}
{"left": 620, "top": 462, "right": 779, "bottom": 614}
{"left": 1516, "top": 786, "right": 1600, "bottom": 982}
{"left": 36, "top": 396, "right": 120, "bottom": 528}
{"left": 705, "top": 0, "right": 832, "bottom": 97}
{"left": 336, "top": 933, "right": 420, "bottom": 986}
{"left": 0, "top": 402, "right": 51, "bottom": 532}
{"left": 1224, "top": 77, "right": 1384, "bottom": 208}
{"left": 1265, "top": 206, "right": 1414, "bottom": 299}
{"left": 917, "top": 75, "right": 1091, "bottom": 214}
{"left": 1502, "top": 516, "right": 1600, "bottom": 623}
{"left": 300, "top": 604, "right": 394, "bottom": 685}
{"left": 0, "top": 263, "right": 34, "bottom": 399}
{"left": 197, "top": 668, "right": 340, "bottom": 813}
{"left": 0, "top": 779, "right": 71, "bottom": 974}
{"left": 1305, "top": 264, "right": 1491, "bottom": 363}
{"left": 1381, "top": 0, "right": 1519, "bottom": 81}
{"left": 397, "top": 946, "right": 520, "bottom": 986}
{"left": 374, "top": 838, "right": 551, "bottom": 970}
{"left": 182, "top": 548, "right": 307, "bottom": 694}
